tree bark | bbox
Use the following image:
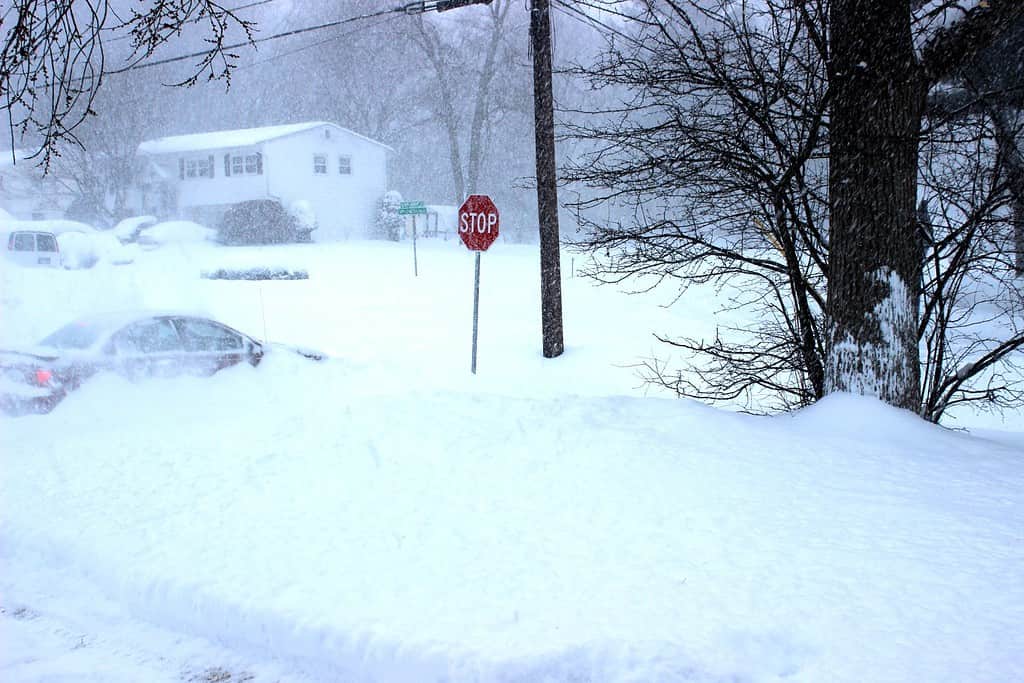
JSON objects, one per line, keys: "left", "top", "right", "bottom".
{"left": 993, "top": 113, "right": 1024, "bottom": 276}
{"left": 1016, "top": 189, "right": 1024, "bottom": 277}
{"left": 826, "top": 0, "right": 925, "bottom": 410}
{"left": 530, "top": 0, "right": 564, "bottom": 358}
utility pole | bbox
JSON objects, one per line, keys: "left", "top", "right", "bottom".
{"left": 406, "top": 0, "right": 564, "bottom": 358}
{"left": 530, "top": 0, "right": 564, "bottom": 358}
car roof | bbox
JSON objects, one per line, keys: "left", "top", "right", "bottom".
{"left": 38, "top": 311, "right": 254, "bottom": 351}
{"left": 71, "top": 310, "right": 207, "bottom": 328}
{"left": 65, "top": 311, "right": 242, "bottom": 338}
{"left": 3, "top": 229, "right": 57, "bottom": 236}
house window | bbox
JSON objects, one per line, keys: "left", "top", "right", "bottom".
{"left": 185, "top": 157, "right": 214, "bottom": 178}
{"left": 230, "top": 153, "right": 260, "bottom": 175}
{"left": 313, "top": 154, "right": 327, "bottom": 174}
{"left": 338, "top": 155, "right": 352, "bottom": 175}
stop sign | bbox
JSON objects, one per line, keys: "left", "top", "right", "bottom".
{"left": 458, "top": 194, "right": 500, "bottom": 251}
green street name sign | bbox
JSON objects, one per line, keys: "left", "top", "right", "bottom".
{"left": 398, "top": 201, "right": 427, "bottom": 215}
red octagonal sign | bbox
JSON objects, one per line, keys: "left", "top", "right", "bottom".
{"left": 458, "top": 194, "right": 500, "bottom": 251}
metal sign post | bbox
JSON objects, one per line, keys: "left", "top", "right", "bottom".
{"left": 457, "top": 194, "right": 500, "bottom": 375}
{"left": 399, "top": 201, "right": 428, "bottom": 277}
{"left": 412, "top": 214, "right": 419, "bottom": 277}
{"left": 471, "top": 251, "right": 481, "bottom": 374}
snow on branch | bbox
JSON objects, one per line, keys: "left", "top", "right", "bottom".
{"left": 917, "top": 0, "right": 1024, "bottom": 84}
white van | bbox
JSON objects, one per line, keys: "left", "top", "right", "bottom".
{"left": 4, "top": 230, "right": 61, "bottom": 268}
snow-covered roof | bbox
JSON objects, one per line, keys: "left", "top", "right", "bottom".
{"left": 137, "top": 122, "right": 393, "bottom": 155}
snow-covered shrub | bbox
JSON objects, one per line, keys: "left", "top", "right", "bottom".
{"left": 375, "top": 191, "right": 403, "bottom": 241}
{"left": 217, "top": 200, "right": 301, "bottom": 245}
{"left": 201, "top": 267, "right": 309, "bottom": 281}
{"left": 289, "top": 200, "right": 317, "bottom": 243}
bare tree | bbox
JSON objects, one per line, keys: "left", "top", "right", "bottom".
{"left": 827, "top": 0, "right": 1024, "bottom": 410}
{"left": 565, "top": 0, "right": 831, "bottom": 412}
{"left": 918, "top": 110, "right": 1024, "bottom": 421}
{"left": 409, "top": 0, "right": 517, "bottom": 201}
{"left": 2, "top": 0, "right": 256, "bottom": 165}
{"left": 242, "top": 2, "right": 421, "bottom": 144}
{"left": 565, "top": 0, "right": 1024, "bottom": 421}
{"left": 49, "top": 72, "right": 171, "bottom": 225}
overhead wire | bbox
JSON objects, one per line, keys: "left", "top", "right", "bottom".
{"left": 550, "top": 0, "right": 653, "bottom": 54}
{"left": 71, "top": 5, "right": 401, "bottom": 115}
{"left": 102, "top": 3, "right": 404, "bottom": 76}
{"left": 233, "top": 14, "right": 395, "bottom": 72}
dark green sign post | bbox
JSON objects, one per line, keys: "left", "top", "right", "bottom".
{"left": 398, "top": 201, "right": 428, "bottom": 276}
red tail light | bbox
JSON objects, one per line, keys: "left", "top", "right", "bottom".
{"left": 34, "top": 369, "right": 53, "bottom": 385}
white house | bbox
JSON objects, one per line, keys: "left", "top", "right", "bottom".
{"left": 136, "top": 122, "right": 393, "bottom": 241}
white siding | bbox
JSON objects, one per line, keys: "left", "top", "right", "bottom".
{"left": 156, "top": 145, "right": 268, "bottom": 215}
{"left": 264, "top": 126, "right": 388, "bottom": 241}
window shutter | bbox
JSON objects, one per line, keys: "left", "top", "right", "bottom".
{"left": 208, "top": 155, "right": 215, "bottom": 178}
{"left": 256, "top": 152, "right": 263, "bottom": 175}
{"left": 179, "top": 158, "right": 185, "bottom": 180}
{"left": 224, "top": 154, "right": 231, "bottom": 177}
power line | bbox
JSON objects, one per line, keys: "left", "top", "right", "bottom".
{"left": 96, "top": 13, "right": 394, "bottom": 112}
{"left": 551, "top": 0, "right": 653, "bottom": 54}
{"left": 233, "top": 15, "right": 394, "bottom": 73}
{"left": 103, "top": 4, "right": 403, "bottom": 76}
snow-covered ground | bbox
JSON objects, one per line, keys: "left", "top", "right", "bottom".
{"left": 2, "top": 238, "right": 1022, "bottom": 682}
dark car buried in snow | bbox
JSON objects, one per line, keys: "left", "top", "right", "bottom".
{"left": 0, "top": 312, "right": 324, "bottom": 415}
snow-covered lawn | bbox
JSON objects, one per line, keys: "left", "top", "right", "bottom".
{"left": 2, "top": 239, "right": 1022, "bottom": 682}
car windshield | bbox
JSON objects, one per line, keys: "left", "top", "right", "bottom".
{"left": 37, "top": 321, "right": 107, "bottom": 350}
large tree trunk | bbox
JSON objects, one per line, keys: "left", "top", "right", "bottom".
{"left": 825, "top": 0, "right": 925, "bottom": 411}
{"left": 994, "top": 114, "right": 1024, "bottom": 277}
{"left": 1016, "top": 191, "right": 1024, "bottom": 277}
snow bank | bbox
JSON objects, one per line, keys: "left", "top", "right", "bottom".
{"left": 1, "top": 240, "right": 1022, "bottom": 682}
{"left": 2, "top": 363, "right": 1022, "bottom": 682}
{"left": 56, "top": 230, "right": 100, "bottom": 269}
